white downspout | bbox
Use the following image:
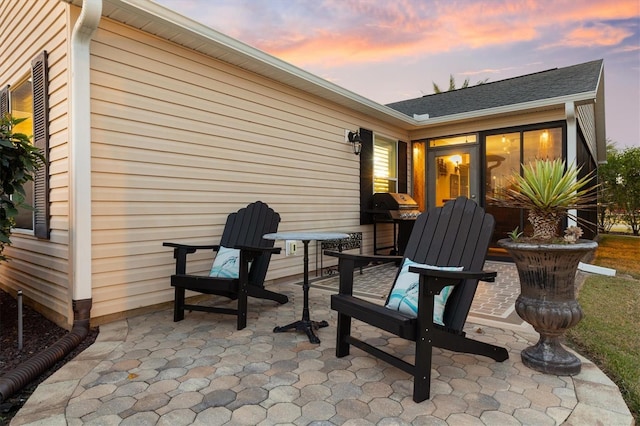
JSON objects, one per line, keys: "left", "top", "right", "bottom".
{"left": 66, "top": 0, "right": 102, "bottom": 303}
{"left": 565, "top": 101, "right": 577, "bottom": 228}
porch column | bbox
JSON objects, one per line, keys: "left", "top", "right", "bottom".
{"left": 565, "top": 101, "right": 577, "bottom": 228}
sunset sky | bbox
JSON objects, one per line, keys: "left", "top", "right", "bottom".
{"left": 153, "top": 0, "right": 640, "bottom": 148}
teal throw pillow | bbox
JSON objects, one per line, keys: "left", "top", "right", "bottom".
{"left": 385, "top": 258, "right": 463, "bottom": 326}
{"left": 209, "top": 246, "right": 240, "bottom": 278}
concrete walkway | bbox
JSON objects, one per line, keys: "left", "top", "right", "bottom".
{"left": 11, "top": 262, "right": 634, "bottom": 425}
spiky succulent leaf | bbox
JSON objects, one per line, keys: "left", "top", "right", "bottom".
{"left": 494, "top": 159, "right": 598, "bottom": 240}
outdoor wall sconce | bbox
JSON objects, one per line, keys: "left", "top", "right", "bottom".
{"left": 347, "top": 130, "right": 362, "bottom": 155}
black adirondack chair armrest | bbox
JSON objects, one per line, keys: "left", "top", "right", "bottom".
{"left": 163, "top": 242, "right": 221, "bottom": 252}
{"left": 234, "top": 245, "right": 281, "bottom": 255}
{"left": 234, "top": 245, "right": 281, "bottom": 262}
{"left": 409, "top": 266, "right": 497, "bottom": 294}
{"left": 163, "top": 242, "right": 223, "bottom": 275}
{"left": 408, "top": 266, "right": 497, "bottom": 282}
{"left": 324, "top": 251, "right": 402, "bottom": 295}
{"left": 324, "top": 250, "right": 401, "bottom": 264}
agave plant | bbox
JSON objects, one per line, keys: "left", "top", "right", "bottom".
{"left": 496, "top": 158, "right": 598, "bottom": 242}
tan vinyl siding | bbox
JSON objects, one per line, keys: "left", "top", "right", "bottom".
{"left": 0, "top": 0, "right": 71, "bottom": 326}
{"left": 88, "top": 18, "right": 407, "bottom": 319}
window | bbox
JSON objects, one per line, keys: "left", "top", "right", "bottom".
{"left": 430, "top": 133, "right": 477, "bottom": 148}
{"left": 373, "top": 136, "right": 397, "bottom": 193}
{"left": 523, "top": 128, "right": 562, "bottom": 161}
{"left": 358, "top": 128, "right": 407, "bottom": 224}
{"left": 10, "top": 78, "right": 35, "bottom": 230}
{"left": 485, "top": 125, "right": 564, "bottom": 200}
{"left": 485, "top": 124, "right": 564, "bottom": 246}
{"left": 0, "top": 51, "right": 49, "bottom": 239}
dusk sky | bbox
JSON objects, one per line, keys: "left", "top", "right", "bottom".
{"left": 153, "top": 0, "right": 640, "bottom": 149}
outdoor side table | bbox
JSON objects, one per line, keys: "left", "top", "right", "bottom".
{"left": 263, "top": 231, "right": 349, "bottom": 344}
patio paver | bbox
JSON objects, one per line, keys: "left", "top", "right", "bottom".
{"left": 10, "top": 262, "right": 634, "bottom": 425}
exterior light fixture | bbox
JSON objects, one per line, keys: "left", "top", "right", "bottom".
{"left": 450, "top": 154, "right": 462, "bottom": 173}
{"left": 347, "top": 131, "right": 362, "bottom": 155}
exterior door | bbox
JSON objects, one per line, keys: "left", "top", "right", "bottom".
{"left": 428, "top": 146, "right": 479, "bottom": 208}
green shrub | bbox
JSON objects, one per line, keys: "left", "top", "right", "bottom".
{"left": 0, "top": 114, "right": 44, "bottom": 261}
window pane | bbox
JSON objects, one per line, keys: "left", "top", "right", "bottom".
{"left": 412, "top": 141, "right": 426, "bottom": 211}
{"left": 485, "top": 133, "right": 521, "bottom": 198}
{"left": 485, "top": 133, "right": 522, "bottom": 244}
{"left": 374, "top": 137, "right": 397, "bottom": 193}
{"left": 10, "top": 78, "right": 34, "bottom": 230}
{"left": 523, "top": 128, "right": 562, "bottom": 162}
{"left": 430, "top": 133, "right": 477, "bottom": 147}
{"left": 434, "top": 152, "right": 471, "bottom": 207}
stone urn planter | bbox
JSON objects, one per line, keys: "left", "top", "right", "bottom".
{"left": 499, "top": 238, "right": 597, "bottom": 375}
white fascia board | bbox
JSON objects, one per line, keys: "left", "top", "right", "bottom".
{"left": 416, "top": 92, "right": 597, "bottom": 127}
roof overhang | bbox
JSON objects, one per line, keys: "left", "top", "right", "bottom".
{"left": 63, "top": 0, "right": 416, "bottom": 128}
{"left": 63, "top": 0, "right": 606, "bottom": 150}
{"left": 410, "top": 92, "right": 598, "bottom": 127}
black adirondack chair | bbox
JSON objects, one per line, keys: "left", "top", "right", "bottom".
{"left": 163, "top": 201, "right": 288, "bottom": 330}
{"left": 327, "top": 197, "right": 509, "bottom": 402}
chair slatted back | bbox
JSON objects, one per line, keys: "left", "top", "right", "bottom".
{"left": 219, "top": 201, "right": 280, "bottom": 285}
{"left": 393, "top": 197, "right": 495, "bottom": 331}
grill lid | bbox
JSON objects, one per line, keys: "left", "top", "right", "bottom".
{"left": 370, "top": 193, "right": 421, "bottom": 220}
{"left": 372, "top": 193, "right": 419, "bottom": 210}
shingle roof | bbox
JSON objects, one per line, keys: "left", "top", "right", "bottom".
{"left": 386, "top": 60, "right": 604, "bottom": 118}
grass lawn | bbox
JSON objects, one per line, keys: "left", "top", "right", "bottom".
{"left": 566, "top": 233, "right": 640, "bottom": 420}
{"left": 586, "top": 234, "right": 640, "bottom": 279}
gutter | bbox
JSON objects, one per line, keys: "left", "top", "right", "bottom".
{"left": 0, "top": 0, "right": 102, "bottom": 404}
{"left": 65, "top": 0, "right": 101, "bottom": 304}
{"left": 0, "top": 301, "right": 91, "bottom": 402}
{"left": 578, "top": 262, "right": 616, "bottom": 276}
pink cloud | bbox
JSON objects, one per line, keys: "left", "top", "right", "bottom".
{"left": 561, "top": 24, "right": 634, "bottom": 48}
{"left": 241, "top": 0, "right": 639, "bottom": 67}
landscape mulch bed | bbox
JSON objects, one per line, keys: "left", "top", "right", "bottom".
{"left": 0, "top": 289, "right": 98, "bottom": 424}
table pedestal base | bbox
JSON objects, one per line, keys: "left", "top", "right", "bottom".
{"left": 263, "top": 234, "right": 348, "bottom": 344}
{"left": 273, "top": 319, "right": 328, "bottom": 344}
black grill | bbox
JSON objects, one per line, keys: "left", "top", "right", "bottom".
{"left": 371, "top": 193, "right": 421, "bottom": 221}
{"left": 367, "top": 193, "right": 421, "bottom": 255}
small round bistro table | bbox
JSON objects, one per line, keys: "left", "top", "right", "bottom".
{"left": 263, "top": 231, "right": 349, "bottom": 344}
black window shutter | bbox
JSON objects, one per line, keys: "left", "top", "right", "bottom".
{"left": 398, "top": 140, "right": 407, "bottom": 193}
{"left": 0, "top": 85, "right": 9, "bottom": 116}
{"left": 31, "top": 51, "right": 50, "bottom": 239}
{"left": 359, "top": 128, "right": 374, "bottom": 224}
